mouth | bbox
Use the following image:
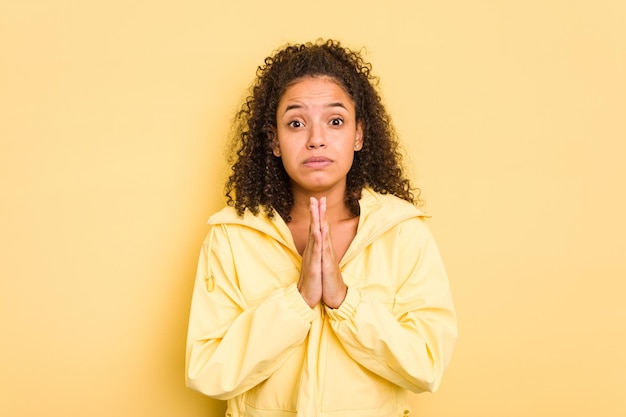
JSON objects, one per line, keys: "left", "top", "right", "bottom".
{"left": 303, "top": 156, "right": 333, "bottom": 168}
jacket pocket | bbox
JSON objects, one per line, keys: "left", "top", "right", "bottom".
{"left": 321, "top": 334, "right": 396, "bottom": 415}
{"left": 242, "top": 347, "right": 303, "bottom": 412}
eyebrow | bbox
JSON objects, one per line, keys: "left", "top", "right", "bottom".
{"left": 283, "top": 102, "right": 348, "bottom": 114}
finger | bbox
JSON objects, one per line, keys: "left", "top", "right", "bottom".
{"left": 298, "top": 197, "right": 323, "bottom": 307}
{"left": 310, "top": 197, "right": 321, "bottom": 236}
{"left": 319, "top": 197, "right": 329, "bottom": 238}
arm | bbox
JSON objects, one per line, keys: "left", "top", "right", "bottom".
{"left": 325, "top": 220, "right": 457, "bottom": 393}
{"left": 185, "top": 226, "right": 317, "bottom": 400}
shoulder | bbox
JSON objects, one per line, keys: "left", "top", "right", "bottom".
{"left": 207, "top": 206, "right": 243, "bottom": 225}
{"left": 204, "top": 205, "right": 292, "bottom": 248}
{"left": 354, "top": 188, "right": 434, "bottom": 247}
{"left": 360, "top": 188, "right": 429, "bottom": 219}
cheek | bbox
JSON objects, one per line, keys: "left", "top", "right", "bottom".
{"left": 344, "top": 154, "right": 355, "bottom": 170}
{"left": 276, "top": 147, "right": 298, "bottom": 171}
{"left": 276, "top": 139, "right": 296, "bottom": 158}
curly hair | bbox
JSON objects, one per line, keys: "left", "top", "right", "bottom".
{"left": 224, "top": 39, "right": 420, "bottom": 222}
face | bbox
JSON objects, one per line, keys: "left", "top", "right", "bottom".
{"left": 273, "top": 76, "right": 363, "bottom": 196}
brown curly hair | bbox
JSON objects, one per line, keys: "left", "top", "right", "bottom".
{"left": 225, "top": 39, "right": 420, "bottom": 222}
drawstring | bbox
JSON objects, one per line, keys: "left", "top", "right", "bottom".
{"left": 205, "top": 228, "right": 215, "bottom": 292}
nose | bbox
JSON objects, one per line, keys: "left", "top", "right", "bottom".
{"left": 306, "top": 123, "right": 326, "bottom": 149}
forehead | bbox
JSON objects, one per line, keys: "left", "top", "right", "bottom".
{"left": 279, "top": 76, "right": 353, "bottom": 105}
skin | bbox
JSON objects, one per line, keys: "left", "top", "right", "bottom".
{"left": 273, "top": 76, "right": 363, "bottom": 308}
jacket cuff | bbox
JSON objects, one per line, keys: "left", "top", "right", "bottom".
{"left": 325, "top": 287, "right": 360, "bottom": 321}
{"left": 285, "top": 283, "right": 318, "bottom": 323}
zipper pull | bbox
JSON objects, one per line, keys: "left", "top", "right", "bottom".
{"left": 205, "top": 275, "right": 214, "bottom": 292}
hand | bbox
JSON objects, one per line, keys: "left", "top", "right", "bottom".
{"left": 318, "top": 197, "right": 347, "bottom": 308}
{"left": 297, "top": 197, "right": 323, "bottom": 307}
{"left": 297, "top": 197, "right": 347, "bottom": 309}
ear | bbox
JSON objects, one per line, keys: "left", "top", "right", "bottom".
{"left": 268, "top": 127, "right": 281, "bottom": 157}
{"left": 354, "top": 121, "right": 364, "bottom": 151}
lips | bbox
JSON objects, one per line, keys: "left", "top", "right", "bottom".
{"left": 303, "top": 156, "right": 333, "bottom": 168}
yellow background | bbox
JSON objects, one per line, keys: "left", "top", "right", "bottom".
{"left": 1, "top": 1, "right": 625, "bottom": 416}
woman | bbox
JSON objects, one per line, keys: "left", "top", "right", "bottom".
{"left": 186, "top": 39, "right": 457, "bottom": 417}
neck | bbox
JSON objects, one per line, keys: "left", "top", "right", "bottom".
{"left": 290, "top": 185, "right": 352, "bottom": 223}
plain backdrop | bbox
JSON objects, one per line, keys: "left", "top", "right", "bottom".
{"left": 1, "top": 1, "right": 625, "bottom": 416}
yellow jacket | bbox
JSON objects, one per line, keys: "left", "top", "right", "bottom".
{"left": 186, "top": 188, "right": 457, "bottom": 417}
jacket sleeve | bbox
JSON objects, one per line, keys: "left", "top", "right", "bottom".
{"left": 325, "top": 218, "right": 457, "bottom": 393}
{"left": 185, "top": 226, "right": 317, "bottom": 400}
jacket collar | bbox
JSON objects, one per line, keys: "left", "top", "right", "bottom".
{"left": 207, "top": 188, "right": 428, "bottom": 262}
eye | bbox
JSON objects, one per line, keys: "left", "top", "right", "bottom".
{"left": 330, "top": 117, "right": 344, "bottom": 126}
{"left": 288, "top": 120, "right": 304, "bottom": 128}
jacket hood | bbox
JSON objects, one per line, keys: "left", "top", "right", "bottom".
{"left": 207, "top": 188, "right": 429, "bottom": 264}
